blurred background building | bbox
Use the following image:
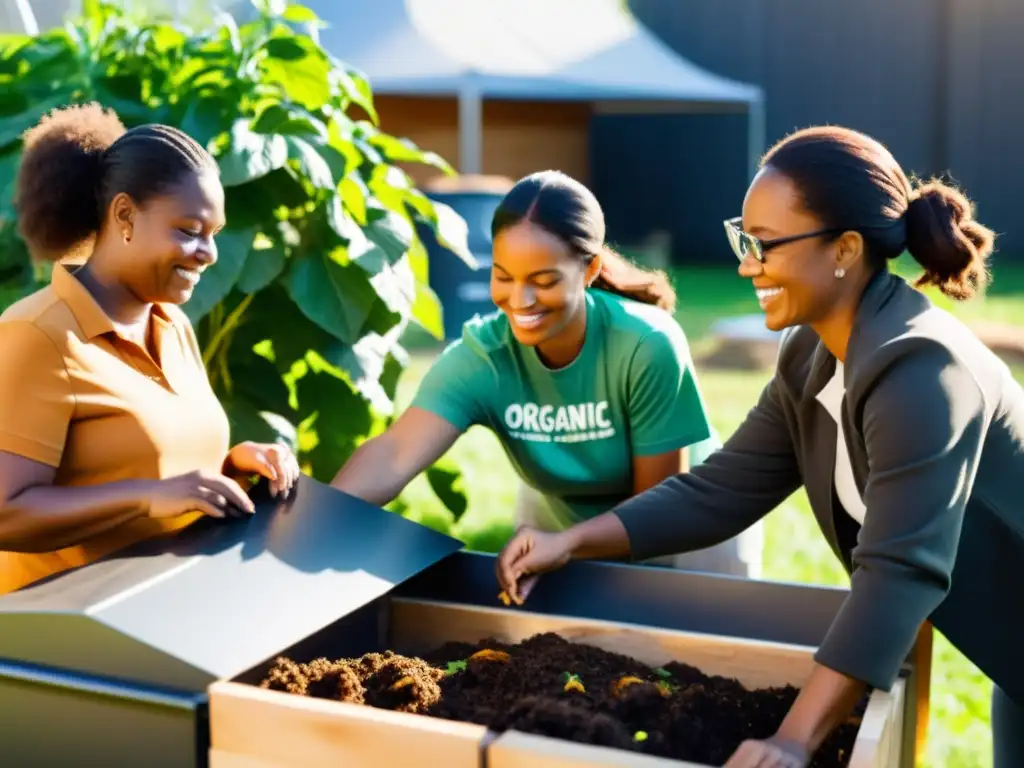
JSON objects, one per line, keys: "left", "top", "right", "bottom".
{"left": 8, "top": 0, "right": 1021, "bottom": 267}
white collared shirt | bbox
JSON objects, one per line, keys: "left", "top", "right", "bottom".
{"left": 815, "top": 362, "right": 867, "bottom": 524}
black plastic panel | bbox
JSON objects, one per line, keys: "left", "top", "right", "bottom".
{"left": 398, "top": 551, "right": 852, "bottom": 649}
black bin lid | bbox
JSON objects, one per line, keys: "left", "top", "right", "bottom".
{"left": 0, "top": 476, "right": 463, "bottom": 692}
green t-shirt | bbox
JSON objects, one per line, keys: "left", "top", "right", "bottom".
{"left": 411, "top": 289, "right": 720, "bottom": 529}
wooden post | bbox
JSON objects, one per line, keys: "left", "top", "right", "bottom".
{"left": 912, "top": 622, "right": 934, "bottom": 766}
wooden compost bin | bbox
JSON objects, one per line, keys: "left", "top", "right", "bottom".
{"left": 208, "top": 598, "right": 908, "bottom": 768}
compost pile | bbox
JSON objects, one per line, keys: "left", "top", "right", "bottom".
{"left": 260, "top": 632, "right": 864, "bottom": 767}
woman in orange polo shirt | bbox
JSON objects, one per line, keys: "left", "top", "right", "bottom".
{"left": 0, "top": 103, "right": 300, "bottom": 594}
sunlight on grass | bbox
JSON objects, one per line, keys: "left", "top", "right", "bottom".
{"left": 392, "top": 263, "right": 1024, "bottom": 768}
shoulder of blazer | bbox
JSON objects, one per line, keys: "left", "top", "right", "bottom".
{"left": 846, "top": 271, "right": 989, "bottom": 404}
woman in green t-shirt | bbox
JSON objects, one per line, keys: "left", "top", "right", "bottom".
{"left": 331, "top": 170, "right": 762, "bottom": 578}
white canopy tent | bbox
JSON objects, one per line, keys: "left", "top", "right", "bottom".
{"left": 306, "top": 0, "right": 765, "bottom": 178}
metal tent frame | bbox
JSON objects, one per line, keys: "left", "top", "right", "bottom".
{"left": 306, "top": 0, "right": 766, "bottom": 180}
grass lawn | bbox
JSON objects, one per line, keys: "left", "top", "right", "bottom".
{"left": 393, "top": 259, "right": 1024, "bottom": 768}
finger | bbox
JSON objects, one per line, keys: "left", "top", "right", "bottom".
{"left": 265, "top": 454, "right": 288, "bottom": 497}
{"left": 504, "top": 535, "right": 536, "bottom": 601}
{"left": 496, "top": 533, "right": 530, "bottom": 599}
{"left": 269, "top": 450, "right": 299, "bottom": 497}
{"left": 274, "top": 450, "right": 300, "bottom": 496}
{"left": 191, "top": 498, "right": 226, "bottom": 519}
{"left": 195, "top": 489, "right": 228, "bottom": 508}
{"left": 199, "top": 489, "right": 246, "bottom": 519}
{"left": 723, "top": 741, "right": 758, "bottom": 768}
{"left": 516, "top": 573, "right": 540, "bottom": 604}
{"left": 258, "top": 449, "right": 284, "bottom": 496}
{"left": 755, "top": 749, "right": 784, "bottom": 768}
{"left": 203, "top": 474, "right": 256, "bottom": 514}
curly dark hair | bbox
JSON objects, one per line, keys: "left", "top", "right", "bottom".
{"left": 15, "top": 102, "right": 217, "bottom": 260}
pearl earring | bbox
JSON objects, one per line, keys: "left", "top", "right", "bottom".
{"left": 834, "top": 267, "right": 846, "bottom": 279}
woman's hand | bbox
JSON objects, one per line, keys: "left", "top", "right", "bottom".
{"left": 225, "top": 441, "right": 301, "bottom": 498}
{"left": 146, "top": 470, "right": 255, "bottom": 520}
{"left": 495, "top": 526, "right": 575, "bottom": 604}
{"left": 724, "top": 736, "right": 809, "bottom": 768}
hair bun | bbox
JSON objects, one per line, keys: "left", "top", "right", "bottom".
{"left": 903, "top": 180, "right": 995, "bottom": 300}
{"left": 16, "top": 103, "right": 126, "bottom": 260}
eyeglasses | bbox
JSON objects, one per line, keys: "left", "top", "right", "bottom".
{"left": 723, "top": 217, "right": 842, "bottom": 263}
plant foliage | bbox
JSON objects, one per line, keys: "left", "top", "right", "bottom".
{"left": 0, "top": 0, "right": 474, "bottom": 517}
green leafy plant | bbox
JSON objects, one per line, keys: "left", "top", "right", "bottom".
{"left": 443, "top": 659, "right": 468, "bottom": 676}
{"left": 561, "top": 671, "right": 585, "bottom": 693}
{"left": 0, "top": 0, "right": 475, "bottom": 518}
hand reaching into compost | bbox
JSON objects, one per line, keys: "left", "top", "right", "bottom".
{"left": 496, "top": 526, "right": 574, "bottom": 604}
{"left": 224, "top": 441, "right": 301, "bottom": 498}
{"left": 723, "top": 736, "right": 809, "bottom": 768}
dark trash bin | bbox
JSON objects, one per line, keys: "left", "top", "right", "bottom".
{"left": 419, "top": 175, "right": 513, "bottom": 341}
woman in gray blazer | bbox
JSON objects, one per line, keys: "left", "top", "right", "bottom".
{"left": 495, "top": 125, "right": 1023, "bottom": 768}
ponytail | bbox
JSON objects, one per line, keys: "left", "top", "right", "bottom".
{"left": 904, "top": 180, "right": 994, "bottom": 300}
{"left": 591, "top": 246, "right": 677, "bottom": 313}
{"left": 16, "top": 103, "right": 125, "bottom": 260}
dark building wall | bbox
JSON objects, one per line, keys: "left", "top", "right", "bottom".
{"left": 944, "top": 0, "right": 1024, "bottom": 255}
{"left": 628, "top": 0, "right": 1024, "bottom": 261}
{"left": 590, "top": 112, "right": 749, "bottom": 265}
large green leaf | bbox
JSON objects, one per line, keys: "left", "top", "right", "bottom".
{"left": 328, "top": 322, "right": 407, "bottom": 414}
{"left": 260, "top": 35, "right": 330, "bottom": 110}
{"left": 333, "top": 67, "right": 377, "bottom": 124}
{"left": 180, "top": 95, "right": 232, "bottom": 148}
{"left": 217, "top": 119, "right": 289, "bottom": 186}
{"left": 365, "top": 207, "right": 415, "bottom": 264}
{"left": 366, "top": 251, "right": 416, "bottom": 318}
{"left": 426, "top": 457, "right": 469, "bottom": 522}
{"left": 223, "top": 397, "right": 298, "bottom": 453}
{"left": 281, "top": 4, "right": 323, "bottom": 24}
{"left": 284, "top": 249, "right": 380, "bottom": 344}
{"left": 368, "top": 132, "right": 453, "bottom": 174}
{"left": 292, "top": 357, "right": 373, "bottom": 480}
{"left": 326, "top": 196, "right": 378, "bottom": 263}
{"left": 250, "top": 101, "right": 327, "bottom": 140}
{"left": 238, "top": 241, "right": 287, "bottom": 294}
{"left": 429, "top": 200, "right": 476, "bottom": 267}
{"left": 224, "top": 166, "right": 310, "bottom": 228}
{"left": 410, "top": 279, "right": 445, "bottom": 340}
{"left": 339, "top": 174, "right": 368, "bottom": 224}
{"left": 223, "top": 346, "right": 295, "bottom": 418}
{"left": 286, "top": 135, "right": 334, "bottom": 189}
{"left": 0, "top": 94, "right": 76, "bottom": 150}
{"left": 0, "top": 148, "right": 20, "bottom": 214}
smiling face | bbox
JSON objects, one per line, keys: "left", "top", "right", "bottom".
{"left": 737, "top": 166, "right": 860, "bottom": 331}
{"left": 490, "top": 220, "right": 599, "bottom": 348}
{"left": 112, "top": 169, "right": 226, "bottom": 305}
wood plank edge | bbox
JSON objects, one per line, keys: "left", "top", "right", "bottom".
{"left": 208, "top": 680, "right": 490, "bottom": 739}
{"left": 488, "top": 729, "right": 707, "bottom": 767}
{"left": 390, "top": 597, "right": 821, "bottom": 656}
{"left": 848, "top": 679, "right": 904, "bottom": 768}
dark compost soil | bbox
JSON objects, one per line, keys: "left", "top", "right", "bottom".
{"left": 259, "top": 632, "right": 866, "bottom": 767}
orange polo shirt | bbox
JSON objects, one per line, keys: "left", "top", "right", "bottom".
{"left": 0, "top": 262, "right": 231, "bottom": 594}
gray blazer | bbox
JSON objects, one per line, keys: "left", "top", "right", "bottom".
{"left": 614, "top": 270, "right": 1024, "bottom": 702}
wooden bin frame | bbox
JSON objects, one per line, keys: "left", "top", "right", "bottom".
{"left": 208, "top": 597, "right": 910, "bottom": 768}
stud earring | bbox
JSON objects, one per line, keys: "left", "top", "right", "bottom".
{"left": 123, "top": 231, "right": 131, "bottom": 244}
{"left": 834, "top": 267, "right": 846, "bottom": 279}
